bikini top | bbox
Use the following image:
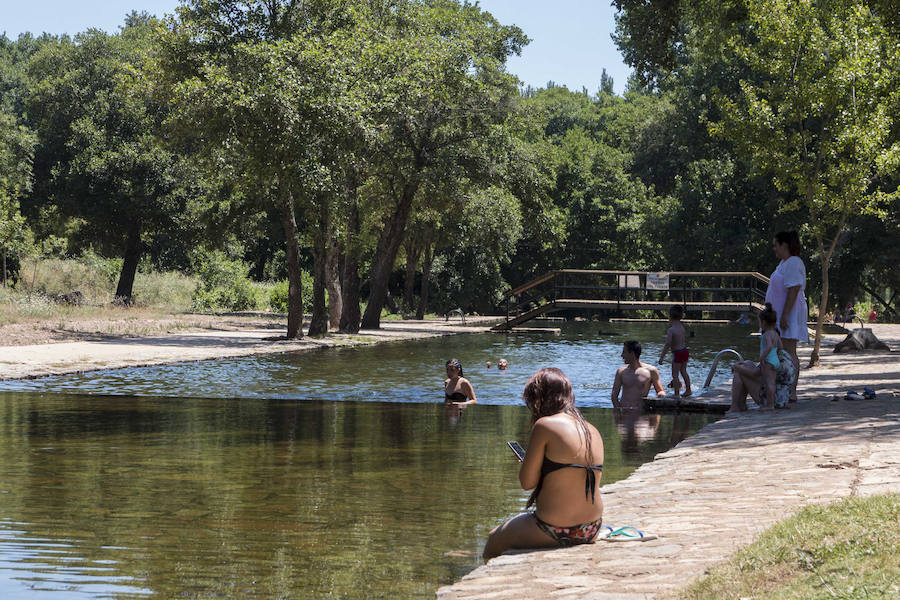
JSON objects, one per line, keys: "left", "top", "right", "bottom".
{"left": 445, "top": 391, "right": 468, "bottom": 401}
{"left": 527, "top": 456, "right": 603, "bottom": 507}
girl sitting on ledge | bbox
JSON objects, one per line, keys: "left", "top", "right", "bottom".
{"left": 483, "top": 368, "right": 604, "bottom": 561}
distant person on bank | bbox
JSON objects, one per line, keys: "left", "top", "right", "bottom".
{"left": 765, "top": 231, "right": 808, "bottom": 402}
{"left": 612, "top": 340, "right": 665, "bottom": 409}
{"left": 444, "top": 359, "right": 477, "bottom": 405}
{"left": 659, "top": 304, "right": 692, "bottom": 397}
{"left": 483, "top": 368, "right": 604, "bottom": 561}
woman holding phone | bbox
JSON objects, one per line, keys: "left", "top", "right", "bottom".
{"left": 482, "top": 368, "right": 604, "bottom": 561}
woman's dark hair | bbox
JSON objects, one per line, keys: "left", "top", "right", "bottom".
{"left": 759, "top": 302, "right": 778, "bottom": 327}
{"left": 774, "top": 231, "right": 802, "bottom": 256}
{"left": 445, "top": 358, "right": 463, "bottom": 377}
{"left": 523, "top": 368, "right": 594, "bottom": 507}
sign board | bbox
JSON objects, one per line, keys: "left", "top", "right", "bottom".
{"left": 618, "top": 275, "right": 642, "bottom": 289}
{"left": 646, "top": 272, "right": 670, "bottom": 290}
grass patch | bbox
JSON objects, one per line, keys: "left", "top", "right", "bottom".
{"left": 681, "top": 494, "right": 900, "bottom": 600}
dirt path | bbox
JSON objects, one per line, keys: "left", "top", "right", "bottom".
{"left": 437, "top": 324, "right": 900, "bottom": 600}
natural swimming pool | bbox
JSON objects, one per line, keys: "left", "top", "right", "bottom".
{"left": 0, "top": 322, "right": 756, "bottom": 598}
{"left": 0, "top": 322, "right": 758, "bottom": 403}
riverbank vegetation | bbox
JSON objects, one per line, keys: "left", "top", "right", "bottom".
{"left": 1, "top": 0, "right": 897, "bottom": 342}
{"left": 682, "top": 493, "right": 900, "bottom": 599}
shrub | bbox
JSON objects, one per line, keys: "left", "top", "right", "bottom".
{"left": 268, "top": 271, "right": 314, "bottom": 313}
{"left": 133, "top": 271, "right": 196, "bottom": 310}
{"left": 190, "top": 251, "right": 262, "bottom": 312}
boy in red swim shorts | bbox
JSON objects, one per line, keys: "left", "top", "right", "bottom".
{"left": 659, "top": 305, "right": 692, "bottom": 397}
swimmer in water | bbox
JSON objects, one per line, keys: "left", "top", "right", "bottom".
{"left": 445, "top": 358, "right": 477, "bottom": 405}
{"left": 611, "top": 340, "right": 665, "bottom": 410}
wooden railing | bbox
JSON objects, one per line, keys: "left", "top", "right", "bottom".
{"left": 497, "top": 270, "right": 769, "bottom": 330}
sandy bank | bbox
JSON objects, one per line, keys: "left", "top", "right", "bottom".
{"left": 0, "top": 316, "right": 498, "bottom": 381}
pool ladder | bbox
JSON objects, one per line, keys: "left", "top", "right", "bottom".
{"left": 702, "top": 348, "right": 745, "bottom": 391}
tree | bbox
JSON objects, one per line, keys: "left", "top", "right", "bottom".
{"left": 25, "top": 16, "right": 181, "bottom": 303}
{"left": 700, "top": 1, "right": 899, "bottom": 363}
{"left": 0, "top": 110, "right": 36, "bottom": 286}
{"left": 355, "top": 0, "right": 526, "bottom": 329}
{"left": 161, "top": 0, "right": 360, "bottom": 337}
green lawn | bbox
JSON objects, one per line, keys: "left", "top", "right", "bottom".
{"left": 681, "top": 494, "right": 900, "bottom": 599}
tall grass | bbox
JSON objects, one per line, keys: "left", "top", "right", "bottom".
{"left": 2, "top": 256, "right": 198, "bottom": 321}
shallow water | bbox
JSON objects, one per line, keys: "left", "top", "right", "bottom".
{"left": 0, "top": 394, "right": 714, "bottom": 599}
{"left": 0, "top": 322, "right": 754, "bottom": 598}
{"left": 0, "top": 322, "right": 759, "bottom": 404}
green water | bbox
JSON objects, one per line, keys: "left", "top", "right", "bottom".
{"left": 0, "top": 322, "right": 754, "bottom": 597}
{"left": 0, "top": 394, "right": 714, "bottom": 599}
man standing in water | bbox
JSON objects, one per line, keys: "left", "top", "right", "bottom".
{"left": 611, "top": 340, "right": 665, "bottom": 409}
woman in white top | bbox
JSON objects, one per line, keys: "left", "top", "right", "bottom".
{"left": 764, "top": 231, "right": 808, "bottom": 402}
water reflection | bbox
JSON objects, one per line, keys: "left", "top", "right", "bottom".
{"left": 0, "top": 393, "right": 716, "bottom": 599}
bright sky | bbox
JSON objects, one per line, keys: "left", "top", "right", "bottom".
{"left": 1, "top": 0, "right": 632, "bottom": 94}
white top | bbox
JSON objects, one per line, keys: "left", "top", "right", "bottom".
{"left": 764, "top": 256, "right": 809, "bottom": 342}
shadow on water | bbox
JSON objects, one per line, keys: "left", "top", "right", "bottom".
{"left": 0, "top": 393, "right": 715, "bottom": 599}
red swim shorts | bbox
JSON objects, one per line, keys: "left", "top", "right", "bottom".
{"left": 673, "top": 348, "right": 690, "bottom": 363}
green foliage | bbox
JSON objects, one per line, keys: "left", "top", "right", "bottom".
{"left": 695, "top": 0, "right": 900, "bottom": 354}
{"left": 190, "top": 251, "right": 261, "bottom": 312}
{"left": 24, "top": 16, "right": 182, "bottom": 300}
{"left": 267, "top": 272, "right": 314, "bottom": 314}
{"left": 78, "top": 250, "right": 123, "bottom": 284}
{"left": 0, "top": 111, "right": 36, "bottom": 277}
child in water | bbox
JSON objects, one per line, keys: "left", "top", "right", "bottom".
{"left": 659, "top": 305, "right": 692, "bottom": 397}
{"left": 757, "top": 303, "right": 783, "bottom": 411}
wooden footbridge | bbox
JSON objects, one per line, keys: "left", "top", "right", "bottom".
{"left": 494, "top": 270, "right": 768, "bottom": 330}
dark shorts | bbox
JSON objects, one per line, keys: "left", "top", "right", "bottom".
{"left": 673, "top": 348, "right": 690, "bottom": 363}
{"left": 532, "top": 513, "right": 604, "bottom": 547}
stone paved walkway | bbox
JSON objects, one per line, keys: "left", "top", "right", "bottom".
{"left": 437, "top": 324, "right": 900, "bottom": 599}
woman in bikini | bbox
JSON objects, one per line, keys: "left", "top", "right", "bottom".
{"left": 482, "top": 368, "right": 604, "bottom": 561}
{"left": 444, "top": 359, "right": 477, "bottom": 405}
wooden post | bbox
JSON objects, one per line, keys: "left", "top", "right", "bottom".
{"left": 506, "top": 295, "right": 510, "bottom": 330}
{"left": 616, "top": 274, "right": 621, "bottom": 314}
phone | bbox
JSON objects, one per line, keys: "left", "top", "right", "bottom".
{"left": 507, "top": 441, "right": 526, "bottom": 462}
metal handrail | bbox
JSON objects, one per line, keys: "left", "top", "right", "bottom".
{"left": 503, "top": 270, "right": 770, "bottom": 299}
{"left": 703, "top": 348, "right": 745, "bottom": 389}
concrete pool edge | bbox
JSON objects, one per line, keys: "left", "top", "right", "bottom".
{"left": 437, "top": 324, "right": 900, "bottom": 599}
{"left": 0, "top": 317, "right": 501, "bottom": 381}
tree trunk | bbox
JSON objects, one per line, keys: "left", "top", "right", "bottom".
{"left": 416, "top": 243, "right": 434, "bottom": 320}
{"left": 325, "top": 236, "right": 342, "bottom": 330}
{"left": 308, "top": 202, "right": 329, "bottom": 337}
{"left": 114, "top": 220, "right": 142, "bottom": 304}
{"left": 2, "top": 252, "right": 6, "bottom": 287}
{"left": 339, "top": 196, "right": 361, "bottom": 333}
{"left": 809, "top": 232, "right": 839, "bottom": 367}
{"left": 361, "top": 182, "right": 418, "bottom": 329}
{"left": 277, "top": 171, "right": 304, "bottom": 339}
{"left": 403, "top": 237, "right": 421, "bottom": 313}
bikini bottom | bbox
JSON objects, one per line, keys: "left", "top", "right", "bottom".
{"left": 532, "top": 513, "right": 604, "bottom": 547}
